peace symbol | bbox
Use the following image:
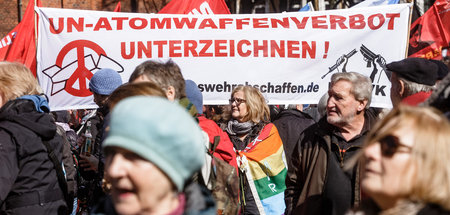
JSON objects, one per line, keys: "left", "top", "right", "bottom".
{"left": 56, "top": 40, "right": 106, "bottom": 97}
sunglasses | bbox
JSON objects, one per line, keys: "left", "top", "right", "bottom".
{"left": 229, "top": 98, "right": 246, "bottom": 105}
{"left": 379, "top": 135, "right": 413, "bottom": 157}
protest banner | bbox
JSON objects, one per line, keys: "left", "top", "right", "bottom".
{"left": 352, "top": 0, "right": 399, "bottom": 8}
{"left": 408, "top": 0, "right": 450, "bottom": 59}
{"left": 159, "top": 0, "right": 230, "bottom": 14}
{"left": 36, "top": 4, "right": 411, "bottom": 110}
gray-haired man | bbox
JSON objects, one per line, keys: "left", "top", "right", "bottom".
{"left": 285, "top": 72, "right": 378, "bottom": 215}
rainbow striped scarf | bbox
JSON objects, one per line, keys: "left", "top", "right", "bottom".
{"left": 237, "top": 123, "right": 287, "bottom": 215}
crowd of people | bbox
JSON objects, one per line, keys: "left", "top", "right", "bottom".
{"left": 0, "top": 55, "right": 449, "bottom": 215}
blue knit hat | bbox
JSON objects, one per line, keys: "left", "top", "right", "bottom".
{"left": 103, "top": 96, "right": 204, "bottom": 191}
{"left": 185, "top": 80, "right": 203, "bottom": 114}
{"left": 89, "top": 68, "right": 123, "bottom": 95}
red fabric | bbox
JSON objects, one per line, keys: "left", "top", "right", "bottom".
{"left": 0, "top": 25, "right": 20, "bottom": 61}
{"left": 197, "top": 115, "right": 238, "bottom": 169}
{"left": 0, "top": 0, "right": 41, "bottom": 76}
{"left": 401, "top": 91, "right": 432, "bottom": 106}
{"left": 158, "top": 0, "right": 230, "bottom": 14}
{"left": 113, "top": 2, "right": 121, "bottom": 12}
{"left": 408, "top": 0, "right": 450, "bottom": 60}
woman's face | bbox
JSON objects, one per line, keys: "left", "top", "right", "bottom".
{"left": 105, "top": 147, "right": 176, "bottom": 214}
{"left": 230, "top": 90, "right": 248, "bottom": 122}
{"left": 361, "top": 126, "right": 416, "bottom": 209}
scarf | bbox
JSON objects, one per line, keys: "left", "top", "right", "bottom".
{"left": 226, "top": 119, "right": 254, "bottom": 135}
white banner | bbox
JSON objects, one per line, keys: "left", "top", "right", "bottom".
{"left": 36, "top": 5, "right": 411, "bottom": 110}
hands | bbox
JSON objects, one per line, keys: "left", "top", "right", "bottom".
{"left": 79, "top": 154, "right": 99, "bottom": 172}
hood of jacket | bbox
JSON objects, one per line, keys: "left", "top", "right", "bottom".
{"left": 0, "top": 97, "right": 56, "bottom": 140}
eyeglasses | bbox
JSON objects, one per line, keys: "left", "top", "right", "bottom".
{"left": 229, "top": 98, "right": 246, "bottom": 105}
{"left": 379, "top": 135, "right": 412, "bottom": 157}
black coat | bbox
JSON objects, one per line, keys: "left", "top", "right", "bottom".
{"left": 0, "top": 99, "right": 67, "bottom": 214}
{"left": 272, "top": 109, "right": 316, "bottom": 162}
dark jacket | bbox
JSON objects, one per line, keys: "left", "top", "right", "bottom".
{"left": 91, "top": 181, "right": 216, "bottom": 215}
{"left": 0, "top": 98, "right": 67, "bottom": 214}
{"left": 285, "top": 111, "right": 377, "bottom": 215}
{"left": 55, "top": 125, "right": 77, "bottom": 205}
{"left": 272, "top": 109, "right": 316, "bottom": 162}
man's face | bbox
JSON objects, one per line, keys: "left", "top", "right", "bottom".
{"left": 93, "top": 92, "right": 108, "bottom": 107}
{"left": 390, "top": 73, "right": 402, "bottom": 107}
{"left": 326, "top": 80, "right": 364, "bottom": 127}
{"left": 410, "top": 31, "right": 420, "bottom": 48}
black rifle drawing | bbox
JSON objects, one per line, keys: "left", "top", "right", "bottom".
{"left": 321, "top": 49, "right": 357, "bottom": 79}
{"left": 360, "top": 44, "right": 390, "bottom": 83}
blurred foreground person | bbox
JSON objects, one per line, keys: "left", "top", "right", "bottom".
{"left": 226, "top": 86, "right": 286, "bottom": 214}
{"left": 352, "top": 105, "right": 450, "bottom": 214}
{"left": 0, "top": 62, "right": 67, "bottom": 214}
{"left": 98, "top": 96, "right": 215, "bottom": 215}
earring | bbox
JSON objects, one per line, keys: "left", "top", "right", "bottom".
{"left": 102, "top": 177, "right": 112, "bottom": 193}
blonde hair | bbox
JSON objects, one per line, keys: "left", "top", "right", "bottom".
{"left": 0, "top": 62, "right": 42, "bottom": 101}
{"left": 230, "top": 86, "right": 270, "bottom": 123}
{"left": 365, "top": 105, "right": 450, "bottom": 210}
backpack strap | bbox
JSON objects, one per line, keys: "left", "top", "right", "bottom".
{"left": 41, "top": 139, "right": 71, "bottom": 210}
{"left": 210, "top": 135, "right": 221, "bottom": 154}
{"left": 208, "top": 136, "right": 221, "bottom": 188}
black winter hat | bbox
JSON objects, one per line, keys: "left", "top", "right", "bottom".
{"left": 386, "top": 58, "right": 438, "bottom": 86}
{"left": 430, "top": 59, "right": 449, "bottom": 80}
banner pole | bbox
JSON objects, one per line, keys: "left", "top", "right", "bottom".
{"left": 405, "top": 2, "right": 413, "bottom": 58}
{"left": 34, "top": 0, "right": 38, "bottom": 77}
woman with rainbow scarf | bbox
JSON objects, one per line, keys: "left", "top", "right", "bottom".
{"left": 225, "top": 86, "right": 287, "bottom": 215}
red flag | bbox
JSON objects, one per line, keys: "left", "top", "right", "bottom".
{"left": 114, "top": 2, "right": 121, "bottom": 12}
{"left": 0, "top": 0, "right": 41, "bottom": 76}
{"left": 408, "top": 0, "right": 450, "bottom": 60}
{"left": 0, "top": 25, "right": 20, "bottom": 57}
{"left": 158, "top": 0, "right": 230, "bottom": 14}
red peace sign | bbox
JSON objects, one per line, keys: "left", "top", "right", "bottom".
{"left": 56, "top": 40, "right": 106, "bottom": 97}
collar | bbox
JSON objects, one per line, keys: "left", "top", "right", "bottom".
{"left": 331, "top": 115, "right": 371, "bottom": 143}
{"left": 317, "top": 111, "right": 375, "bottom": 140}
{"left": 401, "top": 91, "right": 432, "bottom": 106}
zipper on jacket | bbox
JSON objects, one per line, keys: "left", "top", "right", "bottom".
{"left": 333, "top": 142, "right": 361, "bottom": 168}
